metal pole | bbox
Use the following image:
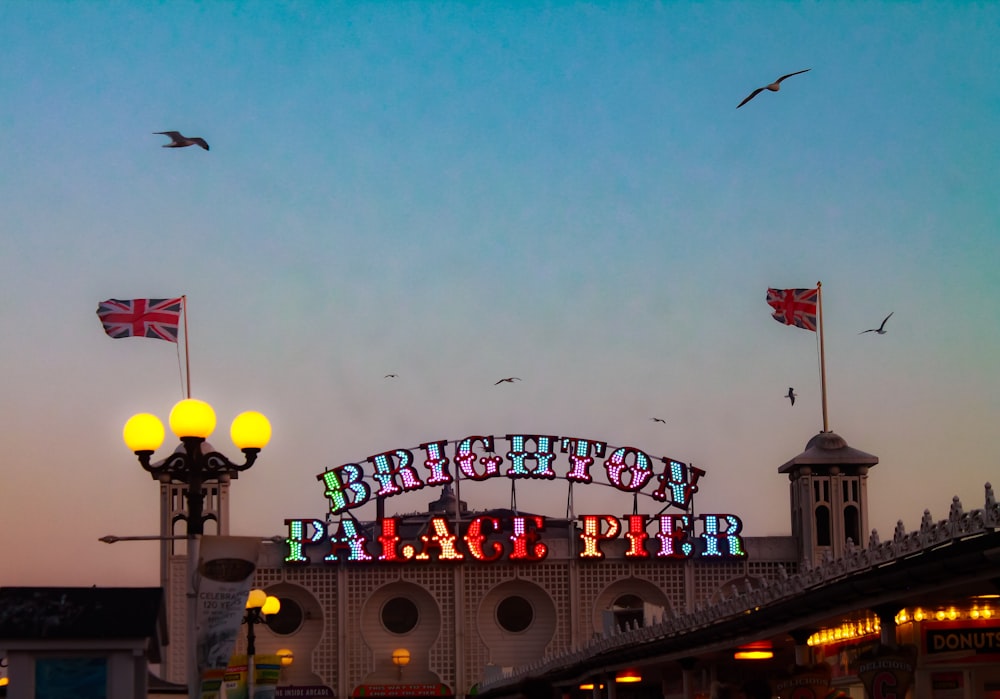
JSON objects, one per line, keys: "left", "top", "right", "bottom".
{"left": 184, "top": 437, "right": 206, "bottom": 699}
{"left": 817, "top": 281, "right": 829, "bottom": 433}
{"left": 247, "top": 612, "right": 258, "bottom": 699}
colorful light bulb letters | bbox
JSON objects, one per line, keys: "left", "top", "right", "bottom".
{"left": 291, "top": 433, "right": 742, "bottom": 565}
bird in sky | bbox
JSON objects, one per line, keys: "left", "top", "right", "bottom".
{"left": 786, "top": 387, "right": 797, "bottom": 406}
{"left": 384, "top": 374, "right": 398, "bottom": 378}
{"left": 860, "top": 312, "right": 894, "bottom": 335}
{"left": 737, "top": 69, "right": 811, "bottom": 109}
{"left": 495, "top": 377, "right": 521, "bottom": 385}
{"left": 650, "top": 417, "right": 666, "bottom": 424}
{"left": 154, "top": 131, "right": 210, "bottom": 150}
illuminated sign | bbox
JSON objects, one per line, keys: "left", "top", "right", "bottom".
{"left": 318, "top": 434, "right": 704, "bottom": 514}
{"left": 283, "top": 433, "right": 746, "bottom": 564}
{"left": 926, "top": 624, "right": 1000, "bottom": 654}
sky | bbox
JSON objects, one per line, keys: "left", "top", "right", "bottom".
{"left": 1, "top": 1, "right": 998, "bottom": 588}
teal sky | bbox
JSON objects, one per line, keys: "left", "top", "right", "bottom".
{"left": 1, "top": 2, "right": 998, "bottom": 586}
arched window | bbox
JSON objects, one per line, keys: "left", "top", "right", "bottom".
{"left": 844, "top": 504, "right": 860, "bottom": 546}
{"left": 815, "top": 505, "right": 831, "bottom": 547}
{"left": 611, "top": 594, "right": 644, "bottom": 632}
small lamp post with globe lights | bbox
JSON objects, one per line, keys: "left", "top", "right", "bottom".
{"left": 244, "top": 589, "right": 281, "bottom": 699}
{"left": 392, "top": 648, "right": 411, "bottom": 681}
{"left": 122, "top": 398, "right": 271, "bottom": 697}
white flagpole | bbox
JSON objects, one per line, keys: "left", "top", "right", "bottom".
{"left": 817, "top": 281, "right": 829, "bottom": 432}
{"left": 182, "top": 295, "right": 191, "bottom": 398}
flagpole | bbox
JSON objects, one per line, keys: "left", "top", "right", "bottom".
{"left": 182, "top": 295, "right": 191, "bottom": 399}
{"left": 817, "top": 281, "right": 829, "bottom": 432}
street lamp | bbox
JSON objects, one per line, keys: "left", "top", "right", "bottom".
{"left": 244, "top": 589, "right": 281, "bottom": 656}
{"left": 392, "top": 648, "right": 410, "bottom": 680}
{"left": 245, "top": 589, "right": 280, "bottom": 699}
{"left": 123, "top": 398, "right": 271, "bottom": 696}
{"left": 277, "top": 648, "right": 294, "bottom": 669}
{"left": 123, "top": 399, "right": 271, "bottom": 536}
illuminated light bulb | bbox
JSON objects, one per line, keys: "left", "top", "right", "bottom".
{"left": 935, "top": 610, "right": 946, "bottom": 621}
{"left": 971, "top": 607, "right": 981, "bottom": 620}
{"left": 169, "top": 398, "right": 216, "bottom": 439}
{"left": 947, "top": 607, "right": 958, "bottom": 620}
{"left": 246, "top": 589, "right": 267, "bottom": 610}
{"left": 914, "top": 608, "right": 925, "bottom": 622}
{"left": 262, "top": 595, "right": 281, "bottom": 616}
{"left": 983, "top": 607, "right": 993, "bottom": 619}
{"left": 123, "top": 413, "right": 166, "bottom": 453}
{"left": 230, "top": 411, "right": 271, "bottom": 450}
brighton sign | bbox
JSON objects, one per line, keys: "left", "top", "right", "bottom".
{"left": 282, "top": 433, "right": 746, "bottom": 564}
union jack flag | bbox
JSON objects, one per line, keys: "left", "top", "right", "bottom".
{"left": 766, "top": 288, "right": 818, "bottom": 331}
{"left": 96, "top": 298, "right": 183, "bottom": 342}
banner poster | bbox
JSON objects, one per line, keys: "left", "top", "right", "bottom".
{"left": 223, "top": 654, "right": 250, "bottom": 699}
{"left": 201, "top": 668, "right": 227, "bottom": 699}
{"left": 196, "top": 536, "right": 262, "bottom": 699}
{"left": 772, "top": 663, "right": 834, "bottom": 699}
{"left": 253, "top": 654, "right": 283, "bottom": 699}
{"left": 857, "top": 644, "right": 917, "bottom": 699}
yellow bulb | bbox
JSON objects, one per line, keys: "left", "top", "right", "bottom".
{"left": 231, "top": 411, "right": 271, "bottom": 450}
{"left": 246, "top": 588, "right": 267, "bottom": 610}
{"left": 169, "top": 399, "right": 216, "bottom": 439}
{"left": 262, "top": 595, "right": 281, "bottom": 616}
{"left": 123, "top": 413, "right": 165, "bottom": 452}
{"left": 277, "top": 649, "right": 294, "bottom": 667}
{"left": 392, "top": 648, "right": 411, "bottom": 666}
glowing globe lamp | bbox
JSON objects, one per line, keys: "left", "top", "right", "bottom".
{"left": 246, "top": 588, "right": 268, "bottom": 610}
{"left": 392, "top": 648, "right": 411, "bottom": 667}
{"left": 262, "top": 595, "right": 281, "bottom": 616}
{"left": 169, "top": 398, "right": 217, "bottom": 440}
{"left": 231, "top": 411, "right": 272, "bottom": 450}
{"left": 277, "top": 649, "right": 294, "bottom": 667}
{"left": 123, "top": 413, "right": 166, "bottom": 453}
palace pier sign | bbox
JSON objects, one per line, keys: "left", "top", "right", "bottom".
{"left": 282, "top": 433, "right": 746, "bottom": 565}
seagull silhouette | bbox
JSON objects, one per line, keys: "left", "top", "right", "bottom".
{"left": 737, "top": 69, "right": 811, "bottom": 109}
{"left": 860, "top": 312, "right": 894, "bottom": 335}
{"left": 785, "top": 387, "right": 797, "bottom": 406}
{"left": 494, "top": 377, "right": 521, "bottom": 385}
{"left": 650, "top": 417, "right": 666, "bottom": 424}
{"left": 154, "top": 131, "right": 210, "bottom": 150}
{"left": 384, "top": 374, "right": 398, "bottom": 378}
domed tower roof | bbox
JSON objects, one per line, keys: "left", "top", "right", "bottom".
{"left": 778, "top": 431, "right": 879, "bottom": 474}
{"left": 428, "top": 483, "right": 468, "bottom": 515}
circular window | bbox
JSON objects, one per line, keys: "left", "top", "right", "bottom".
{"left": 496, "top": 595, "right": 533, "bottom": 633}
{"left": 381, "top": 597, "right": 419, "bottom": 634}
{"left": 265, "top": 597, "right": 304, "bottom": 636}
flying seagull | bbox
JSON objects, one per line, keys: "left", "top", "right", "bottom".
{"left": 785, "top": 387, "right": 797, "bottom": 406}
{"left": 860, "top": 312, "right": 894, "bottom": 335}
{"left": 384, "top": 374, "right": 398, "bottom": 378}
{"left": 737, "top": 69, "right": 811, "bottom": 109}
{"left": 154, "top": 131, "right": 210, "bottom": 150}
{"left": 494, "top": 377, "right": 521, "bottom": 385}
{"left": 650, "top": 417, "right": 666, "bottom": 424}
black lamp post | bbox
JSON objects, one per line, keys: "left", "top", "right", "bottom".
{"left": 244, "top": 590, "right": 280, "bottom": 698}
{"left": 123, "top": 398, "right": 271, "bottom": 695}
{"left": 123, "top": 398, "right": 271, "bottom": 536}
